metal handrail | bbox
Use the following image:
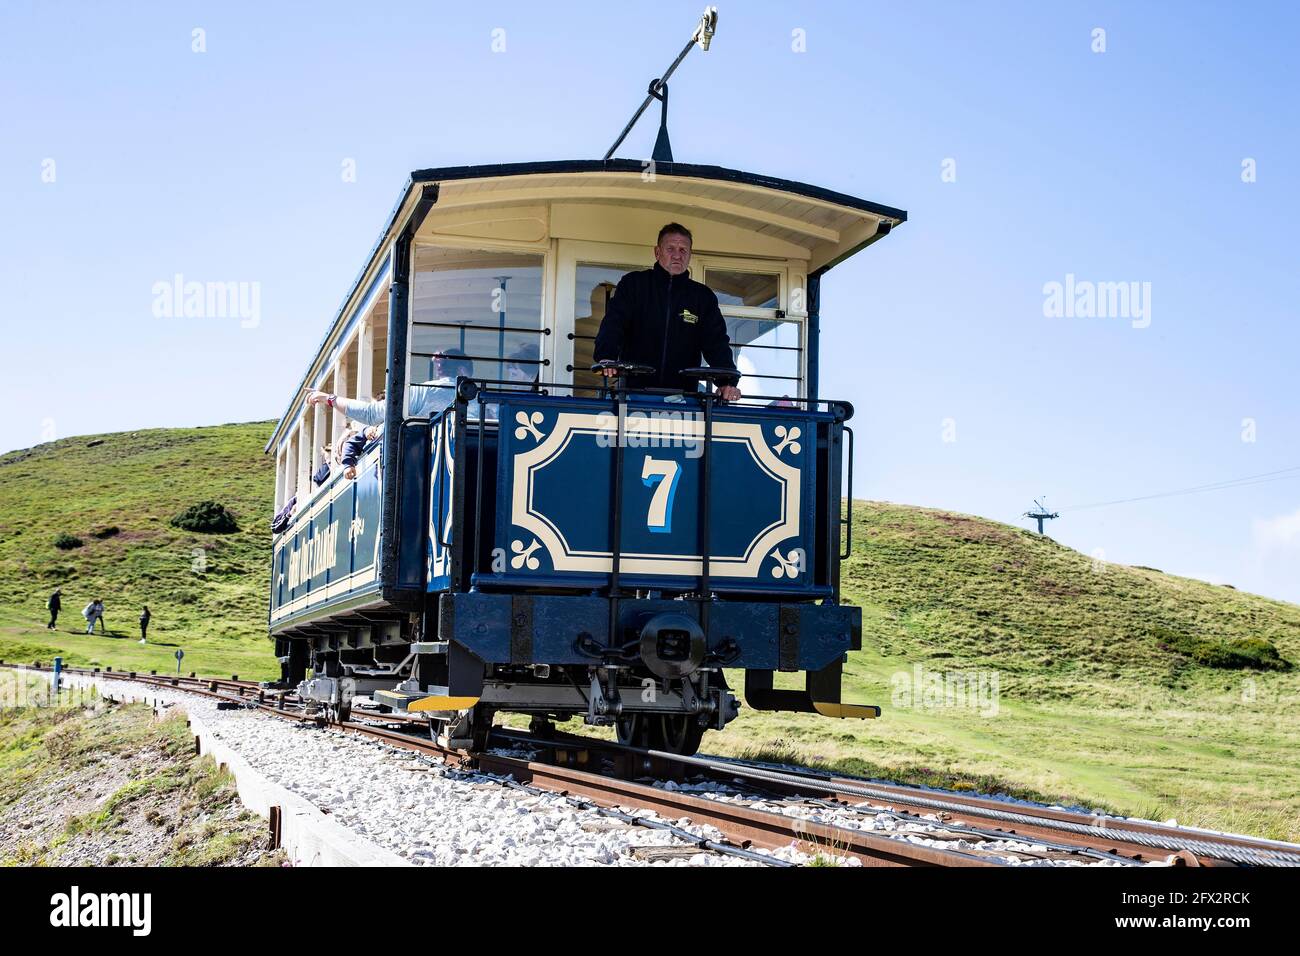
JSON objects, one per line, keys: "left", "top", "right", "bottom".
{"left": 841, "top": 425, "right": 854, "bottom": 560}
{"left": 454, "top": 375, "right": 853, "bottom": 418}
{"left": 433, "top": 413, "right": 450, "bottom": 546}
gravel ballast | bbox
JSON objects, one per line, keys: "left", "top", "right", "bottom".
{"left": 67, "top": 676, "right": 806, "bottom": 867}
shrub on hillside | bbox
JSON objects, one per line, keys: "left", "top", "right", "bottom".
{"left": 170, "top": 501, "right": 238, "bottom": 534}
{"left": 1227, "top": 637, "right": 1292, "bottom": 671}
{"left": 90, "top": 526, "right": 120, "bottom": 539}
{"left": 53, "top": 533, "right": 83, "bottom": 550}
{"left": 1151, "top": 625, "right": 1292, "bottom": 672}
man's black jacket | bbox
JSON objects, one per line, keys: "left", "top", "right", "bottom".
{"left": 592, "top": 261, "right": 739, "bottom": 391}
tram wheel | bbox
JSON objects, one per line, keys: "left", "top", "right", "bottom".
{"left": 469, "top": 705, "right": 494, "bottom": 752}
{"left": 650, "top": 715, "right": 705, "bottom": 756}
{"left": 615, "top": 713, "right": 650, "bottom": 748}
{"left": 529, "top": 716, "right": 557, "bottom": 739}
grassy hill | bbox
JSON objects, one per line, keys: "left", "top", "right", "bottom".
{"left": 0, "top": 423, "right": 275, "bottom": 678}
{"left": 2, "top": 423, "right": 1298, "bottom": 839}
{"left": 786, "top": 504, "right": 1300, "bottom": 841}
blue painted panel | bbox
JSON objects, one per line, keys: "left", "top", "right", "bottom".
{"left": 268, "top": 442, "right": 384, "bottom": 630}
{"left": 270, "top": 537, "right": 288, "bottom": 616}
{"left": 332, "top": 479, "right": 355, "bottom": 584}
{"left": 292, "top": 523, "right": 310, "bottom": 600}
{"left": 442, "top": 592, "right": 858, "bottom": 670}
{"left": 426, "top": 411, "right": 455, "bottom": 592}
{"left": 442, "top": 592, "right": 512, "bottom": 662}
{"left": 488, "top": 394, "right": 823, "bottom": 593}
{"left": 351, "top": 448, "right": 382, "bottom": 578}
{"left": 309, "top": 498, "right": 334, "bottom": 593}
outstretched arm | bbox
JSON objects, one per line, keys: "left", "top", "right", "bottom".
{"left": 305, "top": 390, "right": 385, "bottom": 426}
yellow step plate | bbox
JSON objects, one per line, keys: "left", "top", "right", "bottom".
{"left": 373, "top": 689, "right": 480, "bottom": 713}
{"left": 813, "top": 702, "right": 881, "bottom": 719}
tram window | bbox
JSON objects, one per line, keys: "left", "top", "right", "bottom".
{"left": 410, "top": 357, "right": 543, "bottom": 390}
{"left": 411, "top": 327, "right": 540, "bottom": 368}
{"left": 408, "top": 249, "right": 545, "bottom": 417}
{"left": 707, "top": 270, "right": 780, "bottom": 310}
{"left": 726, "top": 315, "right": 802, "bottom": 396}
{"left": 572, "top": 263, "right": 642, "bottom": 395}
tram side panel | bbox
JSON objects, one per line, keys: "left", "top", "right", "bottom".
{"left": 268, "top": 441, "right": 386, "bottom": 636}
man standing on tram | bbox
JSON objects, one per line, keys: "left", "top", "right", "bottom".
{"left": 593, "top": 222, "right": 741, "bottom": 401}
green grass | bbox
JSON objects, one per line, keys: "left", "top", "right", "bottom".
{"left": 0, "top": 670, "right": 280, "bottom": 866}
{"left": 702, "top": 503, "right": 1300, "bottom": 840}
{"left": 2, "top": 425, "right": 1299, "bottom": 840}
{"left": 0, "top": 422, "right": 278, "bottom": 680}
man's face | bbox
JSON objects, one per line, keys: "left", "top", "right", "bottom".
{"left": 654, "top": 233, "right": 692, "bottom": 276}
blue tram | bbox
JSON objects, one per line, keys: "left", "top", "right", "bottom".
{"left": 265, "top": 155, "right": 905, "bottom": 753}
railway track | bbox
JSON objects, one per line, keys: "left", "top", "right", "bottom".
{"left": 486, "top": 728, "right": 1300, "bottom": 868}
{"left": 9, "top": 661, "right": 1298, "bottom": 868}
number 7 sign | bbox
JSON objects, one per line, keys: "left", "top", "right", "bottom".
{"left": 641, "top": 456, "right": 681, "bottom": 534}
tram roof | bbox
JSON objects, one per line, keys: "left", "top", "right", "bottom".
{"left": 409, "top": 158, "right": 907, "bottom": 225}
{"left": 266, "top": 159, "right": 906, "bottom": 452}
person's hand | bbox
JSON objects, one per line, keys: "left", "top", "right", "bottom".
{"left": 718, "top": 385, "right": 742, "bottom": 402}
{"left": 305, "top": 390, "right": 331, "bottom": 407}
{"left": 344, "top": 465, "right": 357, "bottom": 480}
{"left": 599, "top": 367, "right": 618, "bottom": 378}
{"left": 364, "top": 426, "right": 381, "bottom": 440}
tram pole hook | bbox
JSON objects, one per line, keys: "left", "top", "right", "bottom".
{"left": 602, "top": 6, "right": 718, "bottom": 161}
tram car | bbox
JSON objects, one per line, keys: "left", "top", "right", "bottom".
{"left": 265, "top": 43, "right": 906, "bottom": 753}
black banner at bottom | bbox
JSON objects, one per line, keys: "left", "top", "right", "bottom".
{"left": 0, "top": 865, "right": 1284, "bottom": 941}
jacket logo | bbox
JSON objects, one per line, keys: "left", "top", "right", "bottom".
{"left": 680, "top": 309, "right": 698, "bottom": 324}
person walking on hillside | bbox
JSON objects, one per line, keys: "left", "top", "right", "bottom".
{"left": 139, "top": 606, "right": 151, "bottom": 644}
{"left": 46, "top": 588, "right": 61, "bottom": 629}
{"left": 83, "top": 598, "right": 105, "bottom": 635}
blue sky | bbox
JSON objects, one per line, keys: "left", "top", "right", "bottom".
{"left": 2, "top": 1, "right": 1298, "bottom": 603}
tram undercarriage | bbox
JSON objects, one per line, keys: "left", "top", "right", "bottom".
{"left": 279, "top": 611, "right": 740, "bottom": 754}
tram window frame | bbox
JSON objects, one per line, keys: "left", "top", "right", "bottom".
{"left": 405, "top": 243, "right": 550, "bottom": 419}
{"left": 694, "top": 257, "right": 807, "bottom": 399}
{"left": 570, "top": 260, "right": 648, "bottom": 397}
{"left": 552, "top": 239, "right": 656, "bottom": 394}
{"left": 557, "top": 247, "right": 808, "bottom": 399}
{"left": 271, "top": 263, "right": 390, "bottom": 518}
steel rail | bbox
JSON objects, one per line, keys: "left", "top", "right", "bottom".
{"left": 492, "top": 727, "right": 1300, "bottom": 867}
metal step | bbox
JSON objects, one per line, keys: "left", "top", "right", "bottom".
{"left": 372, "top": 688, "right": 479, "bottom": 714}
